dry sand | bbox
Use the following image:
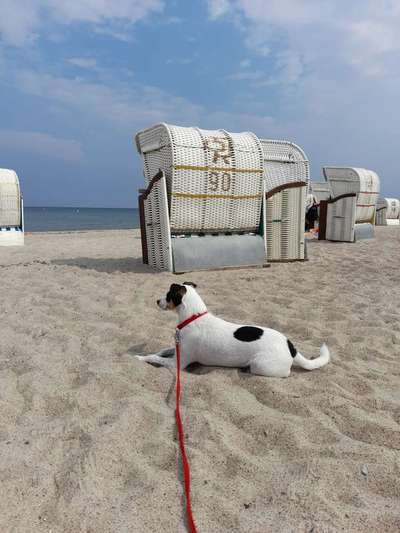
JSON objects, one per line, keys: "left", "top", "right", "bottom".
{"left": 0, "top": 228, "right": 399, "bottom": 533}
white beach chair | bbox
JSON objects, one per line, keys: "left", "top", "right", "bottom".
{"left": 311, "top": 181, "right": 331, "bottom": 203}
{"left": 260, "top": 139, "right": 309, "bottom": 261}
{"left": 321, "top": 167, "right": 380, "bottom": 241}
{"left": 136, "top": 124, "right": 267, "bottom": 272}
{"left": 376, "top": 197, "right": 400, "bottom": 226}
{"left": 0, "top": 168, "right": 24, "bottom": 246}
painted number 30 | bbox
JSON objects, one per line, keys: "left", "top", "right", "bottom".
{"left": 208, "top": 172, "right": 231, "bottom": 192}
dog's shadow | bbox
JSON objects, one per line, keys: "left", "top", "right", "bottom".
{"left": 128, "top": 346, "right": 308, "bottom": 378}
{"left": 186, "top": 363, "right": 252, "bottom": 376}
{"left": 127, "top": 344, "right": 253, "bottom": 376}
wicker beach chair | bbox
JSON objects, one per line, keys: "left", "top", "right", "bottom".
{"left": 311, "top": 181, "right": 331, "bottom": 203}
{"left": 320, "top": 167, "right": 380, "bottom": 242}
{"left": 376, "top": 197, "right": 400, "bottom": 226}
{"left": 0, "top": 168, "right": 24, "bottom": 246}
{"left": 260, "top": 139, "right": 309, "bottom": 261}
{"left": 136, "top": 124, "right": 266, "bottom": 272}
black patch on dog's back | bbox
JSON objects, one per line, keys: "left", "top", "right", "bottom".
{"left": 287, "top": 339, "right": 297, "bottom": 358}
{"left": 234, "top": 326, "right": 264, "bottom": 342}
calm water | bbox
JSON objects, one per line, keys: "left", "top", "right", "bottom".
{"left": 25, "top": 207, "right": 140, "bottom": 232}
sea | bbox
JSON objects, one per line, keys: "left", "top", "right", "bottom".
{"left": 24, "top": 207, "right": 140, "bottom": 232}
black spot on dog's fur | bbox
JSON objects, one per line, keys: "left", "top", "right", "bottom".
{"left": 234, "top": 326, "right": 264, "bottom": 342}
{"left": 287, "top": 339, "right": 297, "bottom": 358}
{"left": 166, "top": 284, "right": 186, "bottom": 307}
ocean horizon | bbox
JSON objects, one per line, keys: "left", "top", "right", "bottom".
{"left": 24, "top": 207, "right": 140, "bottom": 232}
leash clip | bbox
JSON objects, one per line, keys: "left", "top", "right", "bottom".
{"left": 175, "top": 328, "right": 181, "bottom": 344}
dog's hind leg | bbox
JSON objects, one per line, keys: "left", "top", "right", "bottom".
{"left": 152, "top": 347, "right": 175, "bottom": 358}
{"left": 135, "top": 352, "right": 176, "bottom": 369}
{"left": 249, "top": 352, "right": 291, "bottom": 378}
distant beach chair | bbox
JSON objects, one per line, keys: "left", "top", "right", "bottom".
{"left": 0, "top": 168, "right": 24, "bottom": 246}
{"left": 260, "top": 139, "right": 309, "bottom": 261}
{"left": 311, "top": 181, "right": 332, "bottom": 203}
{"left": 319, "top": 167, "right": 380, "bottom": 242}
{"left": 135, "top": 124, "right": 267, "bottom": 272}
{"left": 376, "top": 197, "right": 400, "bottom": 226}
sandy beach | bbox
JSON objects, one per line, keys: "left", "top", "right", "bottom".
{"left": 0, "top": 228, "right": 399, "bottom": 533}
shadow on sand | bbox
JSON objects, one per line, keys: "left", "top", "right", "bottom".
{"left": 51, "top": 257, "right": 156, "bottom": 274}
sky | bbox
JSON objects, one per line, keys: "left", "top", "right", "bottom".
{"left": 0, "top": 0, "right": 399, "bottom": 207}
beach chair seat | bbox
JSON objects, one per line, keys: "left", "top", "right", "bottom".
{"left": 260, "top": 139, "right": 309, "bottom": 261}
{"left": 136, "top": 124, "right": 266, "bottom": 272}
{"left": 0, "top": 169, "right": 24, "bottom": 246}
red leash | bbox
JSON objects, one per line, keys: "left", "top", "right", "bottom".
{"left": 175, "top": 311, "right": 207, "bottom": 533}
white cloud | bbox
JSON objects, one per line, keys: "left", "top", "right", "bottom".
{"left": 0, "top": 0, "right": 164, "bottom": 46}
{"left": 7, "top": 66, "right": 276, "bottom": 140}
{"left": 0, "top": 130, "right": 83, "bottom": 161}
{"left": 14, "top": 70, "right": 203, "bottom": 129}
{"left": 46, "top": 0, "right": 163, "bottom": 23}
{"left": 239, "top": 59, "right": 251, "bottom": 68}
{"left": 207, "top": 0, "right": 331, "bottom": 26}
{"left": 207, "top": 0, "right": 231, "bottom": 20}
{"left": 0, "top": 0, "right": 41, "bottom": 46}
{"left": 227, "top": 69, "right": 265, "bottom": 81}
{"left": 67, "top": 57, "right": 98, "bottom": 70}
{"left": 206, "top": 0, "right": 400, "bottom": 80}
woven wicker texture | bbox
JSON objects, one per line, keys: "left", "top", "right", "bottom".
{"left": 0, "top": 169, "right": 21, "bottom": 227}
{"left": 136, "top": 123, "right": 264, "bottom": 233}
{"left": 323, "top": 167, "right": 380, "bottom": 224}
{"left": 260, "top": 139, "right": 309, "bottom": 193}
{"left": 142, "top": 175, "right": 172, "bottom": 271}
{"left": 266, "top": 185, "right": 306, "bottom": 260}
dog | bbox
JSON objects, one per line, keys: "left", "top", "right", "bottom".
{"left": 135, "top": 282, "right": 330, "bottom": 378}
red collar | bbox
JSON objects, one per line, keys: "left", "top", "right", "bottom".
{"left": 176, "top": 311, "right": 208, "bottom": 331}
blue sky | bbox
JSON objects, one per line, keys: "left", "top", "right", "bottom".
{"left": 1, "top": 0, "right": 400, "bottom": 207}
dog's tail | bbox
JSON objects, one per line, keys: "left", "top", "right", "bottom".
{"left": 291, "top": 342, "right": 330, "bottom": 371}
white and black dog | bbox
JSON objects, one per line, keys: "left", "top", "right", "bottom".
{"left": 136, "top": 282, "right": 330, "bottom": 378}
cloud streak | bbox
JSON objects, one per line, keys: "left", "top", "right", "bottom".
{"left": 0, "top": 0, "right": 164, "bottom": 46}
{"left": 0, "top": 130, "right": 83, "bottom": 162}
{"left": 207, "top": 0, "right": 400, "bottom": 81}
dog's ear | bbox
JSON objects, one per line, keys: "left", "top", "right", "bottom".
{"left": 183, "top": 281, "right": 197, "bottom": 288}
{"left": 169, "top": 283, "right": 185, "bottom": 292}
{"left": 166, "top": 284, "right": 187, "bottom": 307}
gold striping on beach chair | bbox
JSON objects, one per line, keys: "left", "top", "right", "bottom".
{"left": 135, "top": 124, "right": 266, "bottom": 272}
{"left": 0, "top": 168, "right": 24, "bottom": 246}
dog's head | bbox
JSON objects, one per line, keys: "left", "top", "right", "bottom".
{"left": 157, "top": 282, "right": 198, "bottom": 312}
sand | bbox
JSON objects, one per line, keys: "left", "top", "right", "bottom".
{"left": 0, "top": 228, "right": 399, "bottom": 533}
